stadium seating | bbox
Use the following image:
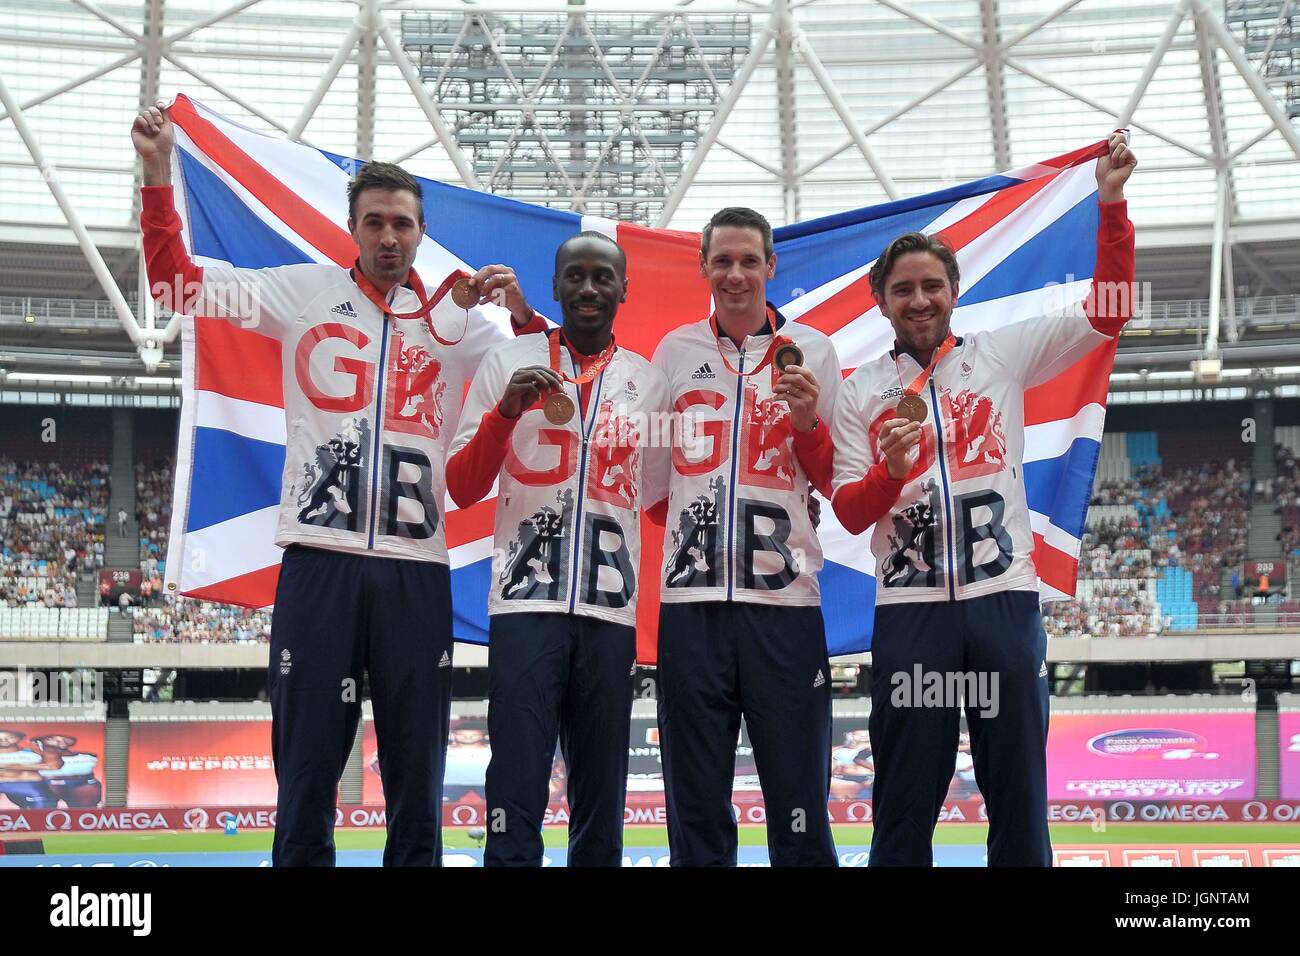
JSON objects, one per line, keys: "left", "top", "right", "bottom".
{"left": 1125, "top": 431, "right": 1161, "bottom": 471}
{"left": 0, "top": 606, "right": 108, "bottom": 641}
{"left": 1, "top": 457, "right": 109, "bottom": 606}
{"left": 131, "top": 594, "right": 272, "bottom": 644}
{"left": 1156, "top": 567, "right": 1198, "bottom": 631}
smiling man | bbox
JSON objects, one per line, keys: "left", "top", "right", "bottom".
{"left": 446, "top": 231, "right": 669, "bottom": 866}
{"left": 649, "top": 207, "right": 841, "bottom": 867}
{"left": 830, "top": 130, "right": 1138, "bottom": 867}
{"left": 132, "top": 101, "right": 545, "bottom": 867}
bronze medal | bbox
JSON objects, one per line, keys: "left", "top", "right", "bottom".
{"left": 451, "top": 278, "right": 477, "bottom": 309}
{"left": 774, "top": 343, "right": 804, "bottom": 373}
{"left": 896, "top": 394, "right": 928, "bottom": 423}
{"left": 543, "top": 392, "right": 575, "bottom": 425}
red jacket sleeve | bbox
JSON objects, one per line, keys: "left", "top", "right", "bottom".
{"left": 140, "top": 186, "right": 204, "bottom": 312}
{"left": 793, "top": 421, "right": 834, "bottom": 499}
{"left": 831, "top": 460, "right": 907, "bottom": 536}
{"left": 445, "top": 405, "right": 518, "bottom": 509}
{"left": 1085, "top": 200, "right": 1135, "bottom": 337}
{"left": 512, "top": 310, "right": 548, "bottom": 336}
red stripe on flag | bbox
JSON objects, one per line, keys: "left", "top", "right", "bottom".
{"left": 797, "top": 174, "right": 1058, "bottom": 338}
{"left": 934, "top": 173, "right": 1056, "bottom": 251}
{"left": 170, "top": 94, "right": 355, "bottom": 267}
{"left": 1041, "top": 140, "right": 1110, "bottom": 170}
{"left": 795, "top": 274, "right": 877, "bottom": 337}
{"left": 446, "top": 498, "right": 496, "bottom": 550}
{"left": 1023, "top": 339, "right": 1116, "bottom": 427}
{"left": 183, "top": 563, "right": 280, "bottom": 609}
{"left": 636, "top": 510, "right": 665, "bottom": 665}
{"left": 1032, "top": 533, "right": 1079, "bottom": 597}
{"left": 614, "top": 223, "right": 713, "bottom": 361}
{"left": 195, "top": 316, "right": 284, "bottom": 408}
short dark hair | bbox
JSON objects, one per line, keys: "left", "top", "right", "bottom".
{"left": 347, "top": 161, "right": 424, "bottom": 223}
{"left": 869, "top": 232, "right": 960, "bottom": 301}
{"left": 555, "top": 231, "right": 627, "bottom": 275}
{"left": 701, "top": 206, "right": 774, "bottom": 261}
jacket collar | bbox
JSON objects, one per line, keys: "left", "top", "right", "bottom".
{"left": 889, "top": 335, "right": 963, "bottom": 365}
{"left": 712, "top": 302, "right": 788, "bottom": 343}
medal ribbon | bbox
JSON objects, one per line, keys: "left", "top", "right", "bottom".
{"left": 894, "top": 332, "right": 957, "bottom": 397}
{"left": 352, "top": 262, "right": 470, "bottom": 346}
{"left": 709, "top": 310, "right": 795, "bottom": 386}
{"left": 547, "top": 328, "right": 618, "bottom": 387}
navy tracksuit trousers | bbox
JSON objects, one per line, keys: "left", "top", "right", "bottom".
{"left": 484, "top": 611, "right": 636, "bottom": 867}
{"left": 268, "top": 545, "right": 453, "bottom": 867}
{"left": 657, "top": 601, "right": 837, "bottom": 867}
{"left": 868, "top": 589, "right": 1052, "bottom": 867}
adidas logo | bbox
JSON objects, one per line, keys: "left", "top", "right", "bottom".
{"left": 813, "top": 669, "right": 826, "bottom": 688}
{"left": 1038, "top": 660, "right": 1048, "bottom": 678}
{"left": 691, "top": 362, "right": 716, "bottom": 380}
{"left": 880, "top": 385, "right": 904, "bottom": 401}
{"left": 439, "top": 650, "right": 452, "bottom": 668}
{"left": 330, "top": 300, "right": 358, "bottom": 318}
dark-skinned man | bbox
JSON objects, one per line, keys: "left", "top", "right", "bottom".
{"left": 447, "top": 231, "right": 669, "bottom": 866}
{"left": 831, "top": 130, "right": 1138, "bottom": 867}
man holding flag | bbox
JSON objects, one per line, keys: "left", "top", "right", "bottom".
{"left": 447, "top": 231, "right": 669, "bottom": 866}
{"left": 830, "top": 130, "right": 1138, "bottom": 866}
{"left": 131, "top": 102, "right": 544, "bottom": 867}
{"left": 651, "top": 207, "right": 841, "bottom": 867}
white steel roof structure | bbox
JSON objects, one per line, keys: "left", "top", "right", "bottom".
{"left": 2, "top": 0, "right": 1299, "bottom": 369}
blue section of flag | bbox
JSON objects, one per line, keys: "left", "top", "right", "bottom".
{"left": 185, "top": 428, "right": 286, "bottom": 534}
{"left": 1023, "top": 436, "right": 1101, "bottom": 540}
{"left": 820, "top": 561, "right": 877, "bottom": 655}
{"left": 774, "top": 173, "right": 1025, "bottom": 244}
{"left": 451, "top": 558, "right": 492, "bottom": 645}
{"left": 177, "top": 148, "right": 316, "bottom": 269}
{"left": 959, "top": 193, "right": 1099, "bottom": 307}
{"left": 772, "top": 200, "right": 961, "bottom": 306}
{"left": 320, "top": 148, "right": 580, "bottom": 320}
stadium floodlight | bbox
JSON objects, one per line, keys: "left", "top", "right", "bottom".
{"left": 139, "top": 339, "right": 164, "bottom": 374}
{"left": 1191, "top": 356, "right": 1224, "bottom": 384}
{"left": 400, "top": 9, "right": 754, "bottom": 225}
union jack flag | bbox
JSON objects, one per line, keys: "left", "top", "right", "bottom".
{"left": 162, "top": 93, "right": 1112, "bottom": 659}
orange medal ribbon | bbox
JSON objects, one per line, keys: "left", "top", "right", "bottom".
{"left": 892, "top": 332, "right": 956, "bottom": 423}
{"left": 709, "top": 310, "right": 795, "bottom": 387}
{"left": 352, "top": 262, "right": 470, "bottom": 346}
{"left": 895, "top": 331, "right": 957, "bottom": 397}
{"left": 547, "top": 329, "right": 618, "bottom": 388}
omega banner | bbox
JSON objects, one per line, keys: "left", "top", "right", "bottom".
{"left": 7, "top": 800, "right": 1300, "bottom": 835}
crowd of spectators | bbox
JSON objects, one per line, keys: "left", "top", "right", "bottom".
{"left": 0, "top": 459, "right": 108, "bottom": 607}
{"left": 136, "top": 460, "right": 172, "bottom": 578}
{"left": 1043, "top": 459, "right": 1252, "bottom": 639}
{"left": 1042, "top": 592, "right": 1160, "bottom": 639}
{"left": 128, "top": 457, "right": 271, "bottom": 642}
{"left": 132, "top": 594, "right": 272, "bottom": 644}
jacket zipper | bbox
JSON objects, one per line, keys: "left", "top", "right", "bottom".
{"left": 567, "top": 362, "right": 606, "bottom": 613}
{"left": 929, "top": 378, "right": 956, "bottom": 600}
{"left": 367, "top": 313, "right": 391, "bottom": 549}
{"left": 726, "top": 343, "right": 745, "bottom": 600}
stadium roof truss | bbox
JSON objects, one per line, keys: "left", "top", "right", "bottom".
{"left": 2, "top": 0, "right": 1300, "bottom": 371}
